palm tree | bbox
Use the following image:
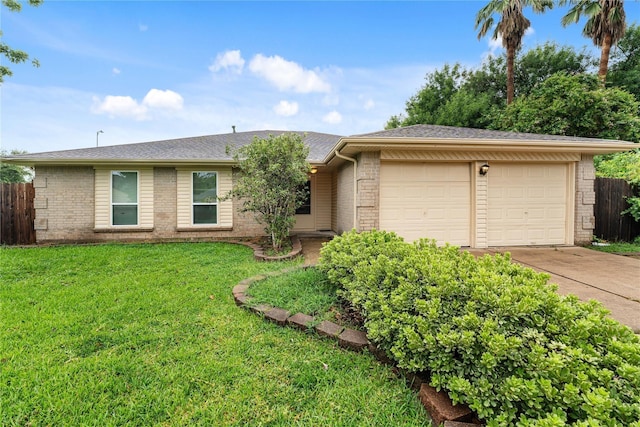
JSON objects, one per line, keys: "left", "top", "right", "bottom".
{"left": 561, "top": 0, "right": 626, "bottom": 84}
{"left": 476, "top": 0, "right": 553, "bottom": 105}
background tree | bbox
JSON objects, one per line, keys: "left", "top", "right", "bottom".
{"left": 466, "top": 41, "right": 594, "bottom": 104}
{"left": 490, "top": 73, "right": 640, "bottom": 141}
{"left": 1, "top": 150, "right": 33, "bottom": 183}
{"left": 225, "top": 133, "right": 310, "bottom": 253}
{"left": 386, "top": 64, "right": 466, "bottom": 128}
{"left": 386, "top": 43, "right": 594, "bottom": 129}
{"left": 608, "top": 23, "right": 640, "bottom": 100}
{"left": 475, "top": 0, "right": 553, "bottom": 105}
{"left": 1, "top": 0, "right": 43, "bottom": 83}
{"left": 595, "top": 149, "right": 640, "bottom": 222}
{"left": 561, "top": 0, "right": 626, "bottom": 84}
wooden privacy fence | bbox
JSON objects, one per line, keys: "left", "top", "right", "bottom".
{"left": 594, "top": 177, "right": 640, "bottom": 242}
{"left": 0, "top": 182, "right": 36, "bottom": 245}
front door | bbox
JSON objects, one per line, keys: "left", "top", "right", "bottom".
{"left": 294, "top": 176, "right": 315, "bottom": 231}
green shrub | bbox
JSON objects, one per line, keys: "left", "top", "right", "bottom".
{"left": 320, "top": 231, "right": 640, "bottom": 426}
{"left": 318, "top": 229, "right": 410, "bottom": 308}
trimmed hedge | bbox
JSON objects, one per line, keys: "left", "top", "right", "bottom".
{"left": 319, "top": 230, "right": 640, "bottom": 426}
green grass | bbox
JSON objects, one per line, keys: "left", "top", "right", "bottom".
{"left": 589, "top": 240, "right": 640, "bottom": 253}
{"left": 0, "top": 243, "right": 428, "bottom": 426}
{"left": 246, "top": 268, "right": 338, "bottom": 315}
{"left": 246, "top": 267, "right": 364, "bottom": 330}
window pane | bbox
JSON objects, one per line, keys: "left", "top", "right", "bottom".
{"left": 193, "top": 172, "right": 217, "bottom": 203}
{"left": 113, "top": 205, "right": 138, "bottom": 225}
{"left": 112, "top": 172, "right": 138, "bottom": 203}
{"left": 296, "top": 181, "right": 311, "bottom": 215}
{"left": 194, "top": 205, "right": 217, "bottom": 224}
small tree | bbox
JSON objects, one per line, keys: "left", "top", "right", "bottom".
{"left": 226, "top": 133, "right": 310, "bottom": 252}
{"left": 1, "top": 150, "right": 33, "bottom": 183}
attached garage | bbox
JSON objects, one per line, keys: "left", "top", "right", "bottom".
{"left": 380, "top": 162, "right": 471, "bottom": 245}
{"left": 379, "top": 160, "right": 574, "bottom": 247}
{"left": 487, "top": 163, "right": 571, "bottom": 246}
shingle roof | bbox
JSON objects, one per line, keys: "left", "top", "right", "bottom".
{"left": 5, "top": 125, "right": 634, "bottom": 165}
{"left": 352, "top": 124, "right": 627, "bottom": 143}
{"left": 7, "top": 130, "right": 343, "bottom": 163}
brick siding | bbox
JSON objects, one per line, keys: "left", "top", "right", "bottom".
{"left": 356, "top": 152, "right": 380, "bottom": 232}
{"left": 575, "top": 155, "right": 596, "bottom": 244}
{"left": 33, "top": 166, "right": 265, "bottom": 243}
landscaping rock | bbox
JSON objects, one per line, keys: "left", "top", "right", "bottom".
{"left": 264, "top": 307, "right": 290, "bottom": 326}
{"left": 315, "top": 320, "right": 344, "bottom": 338}
{"left": 232, "top": 284, "right": 249, "bottom": 295}
{"left": 338, "top": 328, "right": 369, "bottom": 351}
{"left": 250, "top": 303, "right": 272, "bottom": 314}
{"left": 419, "top": 384, "right": 473, "bottom": 427}
{"left": 237, "top": 278, "right": 254, "bottom": 287}
{"left": 287, "top": 313, "right": 314, "bottom": 331}
{"left": 234, "top": 293, "right": 251, "bottom": 306}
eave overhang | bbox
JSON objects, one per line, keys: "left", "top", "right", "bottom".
{"left": 323, "top": 137, "right": 637, "bottom": 166}
{"left": 2, "top": 158, "right": 328, "bottom": 167}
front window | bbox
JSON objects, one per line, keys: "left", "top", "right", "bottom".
{"left": 111, "top": 171, "right": 138, "bottom": 226}
{"left": 193, "top": 172, "right": 218, "bottom": 224}
{"left": 296, "top": 181, "right": 311, "bottom": 215}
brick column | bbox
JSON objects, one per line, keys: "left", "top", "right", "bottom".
{"left": 356, "top": 152, "right": 380, "bottom": 232}
{"left": 575, "top": 155, "right": 596, "bottom": 244}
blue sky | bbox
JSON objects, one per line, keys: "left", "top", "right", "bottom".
{"left": 2, "top": 1, "right": 635, "bottom": 154}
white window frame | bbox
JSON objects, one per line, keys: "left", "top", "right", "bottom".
{"left": 110, "top": 170, "right": 139, "bottom": 226}
{"left": 192, "top": 171, "right": 218, "bottom": 225}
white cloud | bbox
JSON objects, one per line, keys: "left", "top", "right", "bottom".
{"left": 142, "top": 89, "right": 184, "bottom": 110}
{"left": 487, "top": 36, "right": 503, "bottom": 57}
{"left": 209, "top": 50, "right": 245, "bottom": 74}
{"left": 139, "top": 23, "right": 148, "bottom": 32}
{"left": 363, "top": 99, "right": 375, "bottom": 110}
{"left": 92, "top": 89, "right": 183, "bottom": 120}
{"left": 484, "top": 27, "right": 534, "bottom": 59}
{"left": 91, "top": 95, "right": 149, "bottom": 120}
{"left": 322, "top": 110, "right": 342, "bottom": 124}
{"left": 112, "top": 68, "right": 121, "bottom": 75}
{"left": 274, "top": 100, "right": 299, "bottom": 117}
{"left": 249, "top": 54, "right": 331, "bottom": 93}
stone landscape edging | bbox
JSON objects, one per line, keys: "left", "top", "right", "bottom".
{"left": 232, "top": 266, "right": 482, "bottom": 427}
{"left": 234, "top": 235, "right": 303, "bottom": 262}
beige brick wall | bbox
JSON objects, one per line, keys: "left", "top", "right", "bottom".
{"left": 356, "top": 152, "right": 380, "bottom": 232}
{"left": 575, "top": 155, "right": 596, "bottom": 244}
{"left": 33, "top": 166, "right": 95, "bottom": 241}
{"left": 33, "top": 166, "right": 266, "bottom": 243}
{"left": 154, "top": 168, "right": 177, "bottom": 234}
{"left": 335, "top": 162, "right": 355, "bottom": 233}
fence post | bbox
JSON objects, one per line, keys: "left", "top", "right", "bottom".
{"left": 594, "top": 177, "right": 640, "bottom": 242}
{"left": 0, "top": 182, "right": 36, "bottom": 245}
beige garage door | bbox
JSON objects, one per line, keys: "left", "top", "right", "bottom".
{"left": 488, "top": 163, "right": 568, "bottom": 246}
{"left": 380, "top": 162, "right": 471, "bottom": 245}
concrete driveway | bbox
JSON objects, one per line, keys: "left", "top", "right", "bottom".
{"left": 470, "top": 247, "right": 640, "bottom": 333}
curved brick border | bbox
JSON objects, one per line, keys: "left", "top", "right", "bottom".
{"left": 234, "top": 235, "right": 303, "bottom": 262}
{"left": 232, "top": 268, "right": 482, "bottom": 427}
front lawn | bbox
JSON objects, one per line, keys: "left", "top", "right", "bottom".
{"left": 0, "top": 243, "right": 428, "bottom": 426}
{"left": 589, "top": 239, "right": 640, "bottom": 254}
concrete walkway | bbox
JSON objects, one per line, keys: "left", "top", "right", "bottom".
{"left": 301, "top": 238, "right": 640, "bottom": 333}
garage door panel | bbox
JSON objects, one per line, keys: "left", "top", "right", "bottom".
{"left": 488, "top": 164, "right": 567, "bottom": 246}
{"left": 508, "top": 188, "right": 525, "bottom": 199}
{"left": 426, "top": 187, "right": 446, "bottom": 199}
{"left": 527, "top": 187, "right": 546, "bottom": 198}
{"left": 380, "top": 162, "right": 470, "bottom": 245}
